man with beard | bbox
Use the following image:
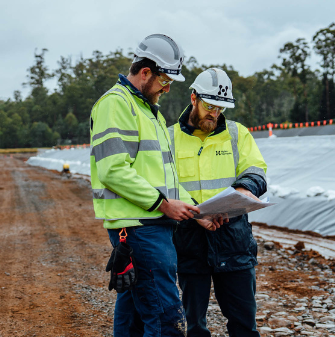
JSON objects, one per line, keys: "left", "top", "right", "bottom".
{"left": 90, "top": 34, "right": 199, "bottom": 337}
{"left": 169, "top": 68, "right": 267, "bottom": 337}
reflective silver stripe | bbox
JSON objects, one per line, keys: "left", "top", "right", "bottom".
{"left": 92, "top": 128, "right": 139, "bottom": 142}
{"left": 121, "top": 83, "right": 171, "bottom": 199}
{"left": 93, "top": 88, "right": 129, "bottom": 108}
{"left": 207, "top": 68, "right": 218, "bottom": 87}
{"left": 157, "top": 186, "right": 168, "bottom": 197}
{"left": 109, "top": 88, "right": 136, "bottom": 116}
{"left": 138, "top": 139, "right": 161, "bottom": 152}
{"left": 181, "top": 177, "right": 236, "bottom": 191}
{"left": 168, "top": 126, "right": 175, "bottom": 157}
{"left": 93, "top": 186, "right": 179, "bottom": 200}
{"left": 156, "top": 186, "right": 178, "bottom": 199}
{"left": 92, "top": 188, "right": 121, "bottom": 199}
{"left": 92, "top": 138, "right": 162, "bottom": 162}
{"left": 168, "top": 188, "right": 178, "bottom": 199}
{"left": 103, "top": 216, "right": 164, "bottom": 221}
{"left": 145, "top": 34, "right": 179, "bottom": 60}
{"left": 162, "top": 151, "right": 173, "bottom": 164}
{"left": 108, "top": 87, "right": 126, "bottom": 96}
{"left": 92, "top": 138, "right": 138, "bottom": 162}
{"left": 180, "top": 181, "right": 202, "bottom": 191}
{"left": 91, "top": 87, "right": 136, "bottom": 117}
{"left": 152, "top": 119, "right": 169, "bottom": 198}
{"left": 166, "top": 126, "right": 179, "bottom": 199}
{"left": 237, "top": 167, "right": 266, "bottom": 181}
{"left": 227, "top": 120, "right": 239, "bottom": 174}
{"left": 139, "top": 42, "right": 147, "bottom": 51}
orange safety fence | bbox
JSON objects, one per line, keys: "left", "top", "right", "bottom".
{"left": 58, "top": 144, "right": 90, "bottom": 150}
{"left": 248, "top": 119, "right": 334, "bottom": 132}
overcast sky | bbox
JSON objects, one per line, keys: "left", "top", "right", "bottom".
{"left": 1, "top": 0, "right": 334, "bottom": 100}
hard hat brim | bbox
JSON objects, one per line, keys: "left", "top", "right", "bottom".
{"left": 167, "top": 73, "right": 185, "bottom": 82}
{"left": 202, "top": 97, "right": 235, "bottom": 109}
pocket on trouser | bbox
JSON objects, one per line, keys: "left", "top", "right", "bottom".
{"left": 132, "top": 278, "right": 164, "bottom": 316}
{"left": 160, "top": 302, "right": 187, "bottom": 337}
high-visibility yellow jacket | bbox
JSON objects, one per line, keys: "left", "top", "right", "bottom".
{"left": 168, "top": 107, "right": 267, "bottom": 203}
{"left": 90, "top": 75, "right": 193, "bottom": 229}
{"left": 170, "top": 105, "right": 267, "bottom": 273}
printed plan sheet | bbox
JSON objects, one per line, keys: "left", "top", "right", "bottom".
{"left": 193, "top": 187, "right": 275, "bottom": 220}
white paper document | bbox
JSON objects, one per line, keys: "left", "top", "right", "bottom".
{"left": 193, "top": 187, "right": 275, "bottom": 220}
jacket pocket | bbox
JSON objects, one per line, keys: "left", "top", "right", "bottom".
{"left": 173, "top": 219, "right": 207, "bottom": 258}
{"left": 218, "top": 218, "right": 251, "bottom": 254}
{"left": 177, "top": 151, "right": 195, "bottom": 177}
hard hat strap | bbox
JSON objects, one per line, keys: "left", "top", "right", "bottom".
{"left": 197, "top": 93, "right": 236, "bottom": 104}
{"left": 157, "top": 67, "right": 181, "bottom": 75}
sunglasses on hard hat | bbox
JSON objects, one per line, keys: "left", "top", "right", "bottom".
{"left": 200, "top": 99, "right": 226, "bottom": 114}
{"left": 157, "top": 74, "right": 174, "bottom": 87}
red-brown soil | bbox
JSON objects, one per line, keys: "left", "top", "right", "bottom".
{"left": 1, "top": 154, "right": 334, "bottom": 337}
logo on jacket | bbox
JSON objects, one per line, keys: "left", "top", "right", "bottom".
{"left": 216, "top": 150, "right": 232, "bottom": 156}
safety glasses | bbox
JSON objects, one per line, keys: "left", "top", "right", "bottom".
{"left": 157, "top": 74, "right": 174, "bottom": 87}
{"left": 200, "top": 99, "right": 226, "bottom": 114}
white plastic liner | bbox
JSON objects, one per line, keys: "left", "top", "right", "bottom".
{"left": 27, "top": 148, "right": 91, "bottom": 176}
{"left": 249, "top": 135, "right": 335, "bottom": 236}
{"left": 27, "top": 135, "right": 335, "bottom": 236}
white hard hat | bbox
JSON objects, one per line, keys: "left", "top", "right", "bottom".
{"left": 133, "top": 34, "right": 185, "bottom": 82}
{"left": 190, "top": 68, "right": 235, "bottom": 108}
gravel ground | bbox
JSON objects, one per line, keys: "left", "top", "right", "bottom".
{"left": 1, "top": 154, "right": 335, "bottom": 337}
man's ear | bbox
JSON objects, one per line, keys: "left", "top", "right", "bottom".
{"left": 191, "top": 93, "right": 197, "bottom": 106}
{"left": 140, "top": 67, "right": 151, "bottom": 81}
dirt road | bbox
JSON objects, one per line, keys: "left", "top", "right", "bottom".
{"left": 0, "top": 155, "right": 115, "bottom": 337}
{"left": 1, "top": 155, "right": 335, "bottom": 337}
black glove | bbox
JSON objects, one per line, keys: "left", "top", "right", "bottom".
{"left": 106, "top": 242, "right": 138, "bottom": 293}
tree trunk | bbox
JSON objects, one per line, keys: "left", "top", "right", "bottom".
{"left": 326, "top": 75, "right": 330, "bottom": 119}
{"left": 303, "top": 83, "right": 308, "bottom": 122}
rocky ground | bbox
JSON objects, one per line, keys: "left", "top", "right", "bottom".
{"left": 1, "top": 154, "right": 335, "bottom": 337}
{"left": 206, "top": 237, "right": 335, "bottom": 336}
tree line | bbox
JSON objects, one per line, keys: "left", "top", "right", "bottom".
{"left": 1, "top": 23, "right": 335, "bottom": 148}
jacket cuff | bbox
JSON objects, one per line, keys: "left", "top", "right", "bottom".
{"left": 147, "top": 190, "right": 168, "bottom": 212}
{"left": 232, "top": 173, "right": 267, "bottom": 198}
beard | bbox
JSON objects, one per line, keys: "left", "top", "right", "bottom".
{"left": 190, "top": 103, "right": 218, "bottom": 133}
{"left": 141, "top": 74, "right": 164, "bottom": 105}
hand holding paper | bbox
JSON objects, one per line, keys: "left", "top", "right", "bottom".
{"left": 193, "top": 187, "right": 275, "bottom": 221}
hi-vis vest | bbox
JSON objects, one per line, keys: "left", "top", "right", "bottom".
{"left": 168, "top": 118, "right": 267, "bottom": 204}
{"left": 90, "top": 83, "right": 192, "bottom": 229}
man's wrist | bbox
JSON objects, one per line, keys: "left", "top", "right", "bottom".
{"left": 154, "top": 199, "right": 164, "bottom": 211}
{"left": 157, "top": 199, "right": 168, "bottom": 213}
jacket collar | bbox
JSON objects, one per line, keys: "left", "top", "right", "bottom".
{"left": 178, "top": 104, "right": 227, "bottom": 136}
{"left": 117, "top": 74, "right": 159, "bottom": 118}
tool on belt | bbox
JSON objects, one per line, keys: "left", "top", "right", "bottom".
{"left": 106, "top": 228, "right": 138, "bottom": 293}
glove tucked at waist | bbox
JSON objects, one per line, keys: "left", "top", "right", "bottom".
{"left": 106, "top": 242, "right": 138, "bottom": 293}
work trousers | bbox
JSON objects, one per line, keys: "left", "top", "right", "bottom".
{"left": 178, "top": 267, "right": 260, "bottom": 337}
{"left": 107, "top": 224, "right": 186, "bottom": 337}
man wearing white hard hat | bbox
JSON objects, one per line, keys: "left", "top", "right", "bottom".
{"left": 90, "top": 34, "right": 199, "bottom": 337}
{"left": 169, "top": 68, "right": 267, "bottom": 337}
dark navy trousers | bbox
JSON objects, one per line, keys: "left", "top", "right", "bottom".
{"left": 178, "top": 268, "right": 260, "bottom": 337}
{"left": 107, "top": 224, "right": 186, "bottom": 337}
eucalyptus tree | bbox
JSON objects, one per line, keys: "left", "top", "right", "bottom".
{"left": 279, "top": 38, "right": 311, "bottom": 122}
{"left": 313, "top": 22, "right": 335, "bottom": 119}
